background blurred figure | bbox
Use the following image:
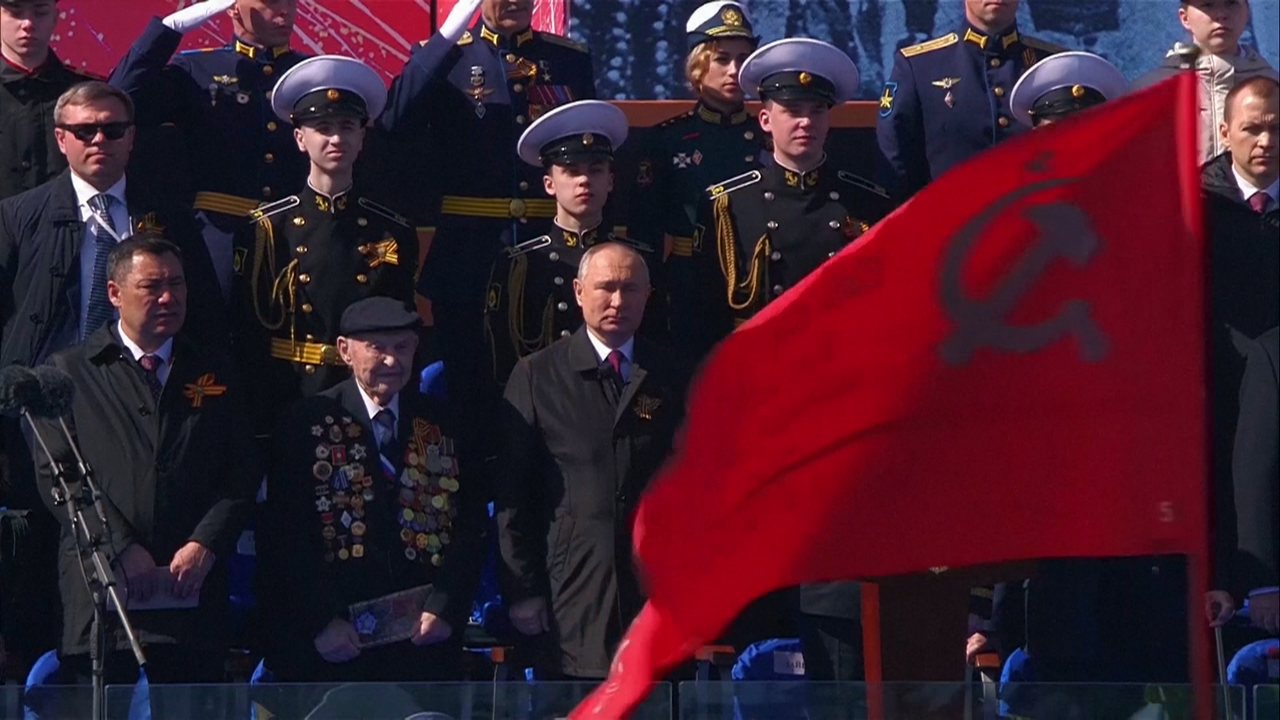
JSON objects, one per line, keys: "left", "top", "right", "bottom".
{"left": 1233, "top": 327, "right": 1279, "bottom": 635}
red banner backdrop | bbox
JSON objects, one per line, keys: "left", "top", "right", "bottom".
{"left": 53, "top": 1, "right": 569, "bottom": 82}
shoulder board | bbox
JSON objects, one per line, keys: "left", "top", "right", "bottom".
{"left": 357, "top": 197, "right": 411, "bottom": 228}
{"left": 706, "top": 170, "right": 762, "bottom": 198}
{"left": 837, "top": 171, "right": 890, "bottom": 199}
{"left": 901, "top": 32, "right": 958, "bottom": 58}
{"left": 506, "top": 235, "right": 552, "bottom": 258}
{"left": 657, "top": 110, "right": 697, "bottom": 128}
{"left": 539, "top": 33, "right": 589, "bottom": 53}
{"left": 1020, "top": 35, "right": 1067, "bottom": 54}
{"left": 179, "top": 47, "right": 224, "bottom": 55}
{"left": 456, "top": 30, "right": 473, "bottom": 47}
{"left": 606, "top": 233, "right": 655, "bottom": 253}
{"left": 248, "top": 196, "right": 300, "bottom": 223}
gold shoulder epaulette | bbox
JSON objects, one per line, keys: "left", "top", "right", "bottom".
{"left": 706, "top": 170, "right": 762, "bottom": 198}
{"left": 248, "top": 195, "right": 300, "bottom": 223}
{"left": 606, "top": 233, "right": 655, "bottom": 253}
{"left": 456, "top": 30, "right": 473, "bottom": 47}
{"left": 658, "top": 110, "right": 696, "bottom": 128}
{"left": 1020, "top": 35, "right": 1067, "bottom": 54}
{"left": 357, "top": 197, "right": 410, "bottom": 228}
{"left": 837, "top": 171, "right": 890, "bottom": 199}
{"left": 539, "top": 32, "right": 589, "bottom": 53}
{"left": 901, "top": 32, "right": 958, "bottom": 58}
{"left": 506, "top": 235, "right": 552, "bottom": 258}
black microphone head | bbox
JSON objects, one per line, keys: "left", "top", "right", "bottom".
{"left": 31, "top": 366, "right": 75, "bottom": 418}
{"left": 0, "top": 365, "right": 40, "bottom": 417}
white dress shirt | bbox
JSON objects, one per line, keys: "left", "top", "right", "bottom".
{"left": 1231, "top": 164, "right": 1280, "bottom": 208}
{"left": 585, "top": 329, "right": 635, "bottom": 382}
{"left": 115, "top": 321, "right": 174, "bottom": 387}
{"left": 71, "top": 173, "right": 131, "bottom": 338}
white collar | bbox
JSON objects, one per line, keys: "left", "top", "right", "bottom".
{"left": 585, "top": 328, "right": 634, "bottom": 364}
{"left": 355, "top": 382, "right": 401, "bottom": 426}
{"left": 773, "top": 152, "right": 827, "bottom": 175}
{"left": 115, "top": 321, "right": 174, "bottom": 365}
{"left": 1231, "top": 164, "right": 1280, "bottom": 204}
{"left": 70, "top": 172, "right": 127, "bottom": 209}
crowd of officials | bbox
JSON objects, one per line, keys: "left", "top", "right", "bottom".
{"left": 0, "top": 0, "right": 1276, "bottom": 717}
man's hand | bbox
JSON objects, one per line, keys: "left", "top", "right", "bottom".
{"left": 1204, "top": 590, "right": 1236, "bottom": 627}
{"left": 114, "top": 543, "right": 159, "bottom": 603}
{"left": 1249, "top": 590, "right": 1279, "bottom": 635}
{"left": 314, "top": 618, "right": 362, "bottom": 663}
{"left": 162, "top": 0, "right": 236, "bottom": 33}
{"left": 169, "top": 541, "right": 215, "bottom": 599}
{"left": 965, "top": 632, "right": 995, "bottom": 665}
{"left": 411, "top": 613, "right": 453, "bottom": 646}
{"left": 509, "top": 596, "right": 550, "bottom": 636}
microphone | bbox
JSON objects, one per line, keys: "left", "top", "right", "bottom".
{"left": 0, "top": 365, "right": 42, "bottom": 418}
{"left": 30, "top": 366, "right": 113, "bottom": 533}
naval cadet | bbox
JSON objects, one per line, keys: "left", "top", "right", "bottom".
{"left": 675, "top": 38, "right": 892, "bottom": 366}
{"left": 485, "top": 99, "right": 657, "bottom": 389}
{"left": 109, "top": 0, "right": 310, "bottom": 297}
{"left": 379, "top": 0, "right": 596, "bottom": 449}
{"left": 875, "top": 0, "right": 1064, "bottom": 202}
{"left": 232, "top": 55, "right": 418, "bottom": 436}
{"left": 260, "top": 297, "right": 484, "bottom": 691}
{"left": 631, "top": 1, "right": 764, "bottom": 263}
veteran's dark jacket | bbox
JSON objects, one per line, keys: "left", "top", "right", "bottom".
{"left": 261, "top": 379, "right": 485, "bottom": 677}
{"left": 496, "top": 327, "right": 687, "bottom": 677}
{"left": 32, "top": 325, "right": 260, "bottom": 656}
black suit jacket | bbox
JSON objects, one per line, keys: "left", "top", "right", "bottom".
{"left": 32, "top": 325, "right": 259, "bottom": 655}
{"left": 1233, "top": 327, "right": 1279, "bottom": 596}
{"left": 261, "top": 378, "right": 485, "bottom": 678}
{"left": 0, "top": 169, "right": 225, "bottom": 369}
{"left": 496, "top": 327, "right": 687, "bottom": 677}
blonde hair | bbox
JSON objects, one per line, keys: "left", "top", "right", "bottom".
{"left": 685, "top": 40, "right": 723, "bottom": 94}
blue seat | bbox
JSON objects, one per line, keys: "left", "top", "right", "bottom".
{"left": 998, "top": 646, "right": 1034, "bottom": 718}
{"left": 419, "top": 361, "right": 447, "bottom": 399}
{"left": 1227, "top": 638, "right": 1279, "bottom": 687}
{"left": 24, "top": 650, "right": 151, "bottom": 720}
{"left": 729, "top": 638, "right": 807, "bottom": 720}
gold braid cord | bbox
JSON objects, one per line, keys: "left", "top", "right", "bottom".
{"left": 506, "top": 254, "right": 555, "bottom": 357}
{"left": 714, "top": 193, "right": 768, "bottom": 311}
{"left": 250, "top": 219, "right": 300, "bottom": 345}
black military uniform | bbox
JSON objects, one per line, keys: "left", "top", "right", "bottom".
{"left": 232, "top": 57, "right": 418, "bottom": 431}
{"left": 485, "top": 99, "right": 656, "bottom": 389}
{"left": 875, "top": 21, "right": 1064, "bottom": 202}
{"left": 631, "top": 2, "right": 764, "bottom": 258}
{"left": 0, "top": 51, "right": 96, "bottom": 201}
{"left": 261, "top": 299, "right": 484, "bottom": 686}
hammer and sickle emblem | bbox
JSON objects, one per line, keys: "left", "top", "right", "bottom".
{"left": 939, "top": 180, "right": 1109, "bottom": 365}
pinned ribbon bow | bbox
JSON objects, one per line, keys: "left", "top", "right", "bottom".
{"left": 183, "top": 373, "right": 228, "bottom": 408}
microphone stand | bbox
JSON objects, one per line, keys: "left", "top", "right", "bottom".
{"left": 23, "top": 410, "right": 147, "bottom": 720}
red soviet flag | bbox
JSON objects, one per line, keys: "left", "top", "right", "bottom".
{"left": 572, "top": 72, "right": 1208, "bottom": 718}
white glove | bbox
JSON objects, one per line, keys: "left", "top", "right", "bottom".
{"left": 162, "top": 0, "right": 236, "bottom": 34}
{"left": 439, "top": 0, "right": 483, "bottom": 43}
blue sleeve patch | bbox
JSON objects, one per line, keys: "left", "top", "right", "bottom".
{"left": 879, "top": 81, "right": 898, "bottom": 118}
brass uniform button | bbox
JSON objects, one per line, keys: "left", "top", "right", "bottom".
{"left": 305, "top": 334, "right": 316, "bottom": 341}
{"left": 772, "top": 284, "right": 784, "bottom": 295}
{"left": 556, "top": 301, "right": 568, "bottom": 311}
{"left": 515, "top": 115, "right": 527, "bottom": 125}
{"left": 766, "top": 220, "right": 778, "bottom": 230}
{"left": 548, "top": 251, "right": 560, "bottom": 261}
{"left": 357, "top": 217, "right": 368, "bottom": 227}
{"left": 262, "top": 187, "right": 273, "bottom": 198}
{"left": 553, "top": 276, "right": 565, "bottom": 286}
{"left": 299, "top": 273, "right": 311, "bottom": 284}
{"left": 998, "top": 117, "right": 1010, "bottom": 127}
{"left": 301, "top": 303, "right": 313, "bottom": 313}
{"left": 304, "top": 365, "right": 316, "bottom": 374}
{"left": 296, "top": 245, "right": 308, "bottom": 254}
{"left": 993, "top": 86, "right": 1005, "bottom": 97}
{"left": 267, "top": 121, "right": 278, "bottom": 131}
{"left": 829, "top": 191, "right": 840, "bottom": 200}
{"left": 744, "top": 155, "right": 754, "bottom": 161}
{"left": 828, "top": 220, "right": 840, "bottom": 229}
{"left": 560, "top": 330, "right": 571, "bottom": 338}
{"left": 513, "top": 83, "right": 524, "bottom": 93}
{"left": 770, "top": 251, "right": 781, "bottom": 261}
{"left": 763, "top": 191, "right": 775, "bottom": 201}
{"left": 264, "top": 152, "right": 274, "bottom": 163}
{"left": 292, "top": 216, "right": 305, "bottom": 226}
{"left": 518, "top": 180, "right": 529, "bottom": 191}
{"left": 989, "top": 58, "right": 1001, "bottom": 68}
{"left": 263, "top": 65, "right": 274, "bottom": 75}
{"left": 744, "top": 130, "right": 754, "bottom": 140}
{"left": 505, "top": 53, "right": 517, "bottom": 63}
{"left": 356, "top": 273, "right": 369, "bottom": 284}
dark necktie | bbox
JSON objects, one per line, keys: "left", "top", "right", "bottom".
{"left": 603, "top": 349, "right": 627, "bottom": 396}
{"left": 137, "top": 353, "right": 163, "bottom": 402}
{"left": 83, "top": 193, "right": 119, "bottom": 335}
{"left": 373, "top": 409, "right": 400, "bottom": 476}
{"left": 1248, "top": 191, "right": 1272, "bottom": 215}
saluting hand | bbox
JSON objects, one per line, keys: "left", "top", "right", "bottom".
{"left": 314, "top": 618, "right": 362, "bottom": 663}
{"left": 411, "top": 612, "right": 453, "bottom": 645}
{"left": 509, "top": 596, "right": 550, "bottom": 636}
{"left": 169, "top": 541, "right": 215, "bottom": 599}
{"left": 162, "top": 0, "right": 236, "bottom": 34}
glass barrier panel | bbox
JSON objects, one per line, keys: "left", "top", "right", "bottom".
{"left": 1254, "top": 684, "right": 1279, "bottom": 720}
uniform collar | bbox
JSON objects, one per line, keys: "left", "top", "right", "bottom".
{"left": 962, "top": 23, "right": 1020, "bottom": 53}
{"left": 772, "top": 154, "right": 826, "bottom": 191}
{"left": 695, "top": 101, "right": 751, "bottom": 126}
{"left": 554, "top": 218, "right": 603, "bottom": 247}
{"left": 478, "top": 22, "right": 535, "bottom": 49}
{"left": 307, "top": 181, "right": 352, "bottom": 213}
{"left": 355, "top": 381, "right": 401, "bottom": 430}
{"left": 0, "top": 50, "right": 60, "bottom": 82}
{"left": 233, "top": 38, "right": 292, "bottom": 61}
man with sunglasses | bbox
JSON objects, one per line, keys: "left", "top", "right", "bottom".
{"left": 0, "top": 0, "right": 100, "bottom": 201}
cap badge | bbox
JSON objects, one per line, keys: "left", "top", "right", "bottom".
{"left": 582, "top": 132, "right": 594, "bottom": 146}
{"left": 721, "top": 8, "right": 743, "bottom": 26}
{"left": 798, "top": 71, "right": 812, "bottom": 86}
{"left": 1071, "top": 84, "right": 1086, "bottom": 98}
{"left": 326, "top": 88, "right": 341, "bottom": 101}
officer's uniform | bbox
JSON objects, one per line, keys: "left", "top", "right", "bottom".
{"left": 631, "top": 2, "right": 765, "bottom": 259}
{"left": 232, "top": 57, "right": 418, "bottom": 433}
{"left": 675, "top": 40, "right": 892, "bottom": 365}
{"left": 260, "top": 299, "right": 483, "bottom": 689}
{"left": 109, "top": 17, "right": 311, "bottom": 291}
{"left": 379, "top": 19, "right": 595, "bottom": 434}
{"left": 0, "top": 51, "right": 97, "bottom": 201}
{"left": 875, "top": 21, "right": 1064, "bottom": 201}
{"left": 485, "top": 100, "right": 656, "bottom": 388}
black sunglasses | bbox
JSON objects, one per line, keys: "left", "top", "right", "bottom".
{"left": 56, "top": 122, "right": 132, "bottom": 142}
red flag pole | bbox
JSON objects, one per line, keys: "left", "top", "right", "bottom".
{"left": 861, "top": 583, "right": 885, "bottom": 719}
